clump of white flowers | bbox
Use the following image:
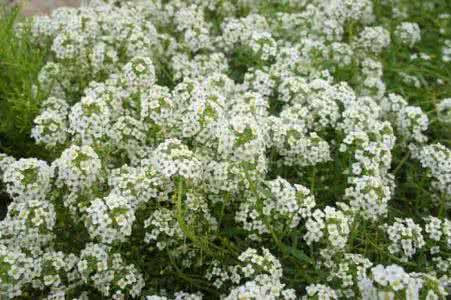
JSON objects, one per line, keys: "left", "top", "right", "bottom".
{"left": 3, "top": 158, "right": 52, "bottom": 202}
{"left": 53, "top": 145, "right": 102, "bottom": 193}
{"left": 303, "top": 284, "right": 338, "bottom": 300}
{"left": 77, "top": 243, "right": 145, "bottom": 299}
{"left": 0, "top": 0, "right": 450, "bottom": 299}
{"left": 206, "top": 247, "right": 296, "bottom": 299}
{"left": 442, "top": 39, "right": 451, "bottom": 62}
{"left": 109, "top": 165, "right": 172, "bottom": 208}
{"left": 354, "top": 26, "right": 391, "bottom": 54}
{"left": 414, "top": 143, "right": 451, "bottom": 197}
{"left": 384, "top": 218, "right": 425, "bottom": 261}
{"left": 395, "top": 22, "right": 422, "bottom": 47}
{"left": 31, "top": 97, "right": 70, "bottom": 147}
{"left": 84, "top": 193, "right": 136, "bottom": 244}
{"left": 150, "top": 139, "right": 203, "bottom": 182}
{"left": 361, "top": 264, "right": 446, "bottom": 299}
{"left": 304, "top": 204, "right": 353, "bottom": 255}
{"left": 1, "top": 198, "right": 56, "bottom": 254}
{"left": 0, "top": 245, "right": 38, "bottom": 298}
{"left": 437, "top": 98, "right": 451, "bottom": 124}
{"left": 0, "top": 154, "right": 15, "bottom": 175}
{"left": 264, "top": 177, "right": 316, "bottom": 228}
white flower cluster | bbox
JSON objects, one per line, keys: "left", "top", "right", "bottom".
{"left": 303, "top": 284, "right": 338, "bottom": 300}
{"left": 206, "top": 248, "right": 296, "bottom": 299}
{"left": 0, "top": 154, "right": 14, "bottom": 175}
{"left": 424, "top": 217, "right": 451, "bottom": 252}
{"left": 84, "top": 193, "right": 136, "bottom": 244}
{"left": 31, "top": 97, "right": 70, "bottom": 147}
{"left": 53, "top": 145, "right": 102, "bottom": 193}
{"left": 0, "top": 0, "right": 450, "bottom": 299}
{"left": 304, "top": 205, "right": 353, "bottom": 254}
{"left": 144, "top": 207, "right": 183, "bottom": 250}
{"left": 224, "top": 279, "right": 296, "bottom": 300}
{"left": 324, "top": 254, "right": 374, "bottom": 298}
{"left": 380, "top": 93, "right": 429, "bottom": 145}
{"left": 414, "top": 143, "right": 451, "bottom": 197}
{"left": 437, "top": 98, "right": 451, "bottom": 124}
{"left": 385, "top": 218, "right": 426, "bottom": 261}
{"left": 395, "top": 22, "right": 421, "bottom": 47}
{"left": 203, "top": 160, "right": 241, "bottom": 195}
{"left": 31, "top": 3, "right": 159, "bottom": 96}
{"left": 3, "top": 158, "right": 52, "bottom": 201}
{"left": 109, "top": 165, "right": 172, "bottom": 208}
{"left": 236, "top": 177, "right": 316, "bottom": 237}
{"left": 339, "top": 97, "right": 396, "bottom": 220}
{"left": 150, "top": 139, "right": 202, "bottom": 182}
{"left": 1, "top": 199, "right": 56, "bottom": 252}
{"left": 0, "top": 245, "right": 39, "bottom": 298}
{"left": 442, "top": 40, "right": 451, "bottom": 62}
{"left": 311, "top": 255, "right": 447, "bottom": 300}
{"left": 424, "top": 217, "right": 451, "bottom": 283}
{"left": 265, "top": 177, "right": 316, "bottom": 228}
{"left": 171, "top": 53, "right": 229, "bottom": 82}
{"left": 77, "top": 243, "right": 145, "bottom": 299}
{"left": 361, "top": 265, "right": 446, "bottom": 300}
{"left": 146, "top": 292, "right": 203, "bottom": 300}
{"left": 354, "top": 26, "right": 391, "bottom": 54}
{"left": 34, "top": 251, "right": 80, "bottom": 293}
{"left": 359, "top": 58, "right": 386, "bottom": 99}
{"left": 68, "top": 92, "right": 112, "bottom": 146}
{"left": 270, "top": 116, "right": 332, "bottom": 168}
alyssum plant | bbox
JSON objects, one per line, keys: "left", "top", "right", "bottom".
{"left": 0, "top": 0, "right": 450, "bottom": 299}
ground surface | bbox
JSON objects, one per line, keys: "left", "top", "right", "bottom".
{"left": 10, "top": 0, "right": 80, "bottom": 15}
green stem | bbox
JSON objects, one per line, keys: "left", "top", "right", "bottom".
{"left": 366, "top": 240, "right": 418, "bottom": 268}
{"left": 174, "top": 178, "right": 224, "bottom": 257}
{"left": 166, "top": 250, "right": 218, "bottom": 295}
{"left": 393, "top": 150, "right": 410, "bottom": 175}
{"left": 310, "top": 167, "right": 316, "bottom": 193}
{"left": 244, "top": 170, "right": 312, "bottom": 268}
{"left": 439, "top": 195, "right": 446, "bottom": 219}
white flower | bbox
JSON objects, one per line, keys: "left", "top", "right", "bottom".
{"left": 53, "top": 145, "right": 102, "bottom": 193}
{"left": 3, "top": 158, "right": 53, "bottom": 202}
{"left": 395, "top": 22, "right": 421, "bottom": 47}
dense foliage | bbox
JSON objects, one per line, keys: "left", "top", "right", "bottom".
{"left": 0, "top": 5, "right": 49, "bottom": 159}
{"left": 0, "top": 0, "right": 450, "bottom": 299}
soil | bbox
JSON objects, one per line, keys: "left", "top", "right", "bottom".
{"left": 8, "top": 0, "right": 81, "bottom": 16}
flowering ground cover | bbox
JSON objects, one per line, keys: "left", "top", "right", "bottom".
{"left": 0, "top": 0, "right": 450, "bottom": 299}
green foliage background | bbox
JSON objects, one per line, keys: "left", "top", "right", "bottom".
{"left": 0, "top": 5, "right": 50, "bottom": 160}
